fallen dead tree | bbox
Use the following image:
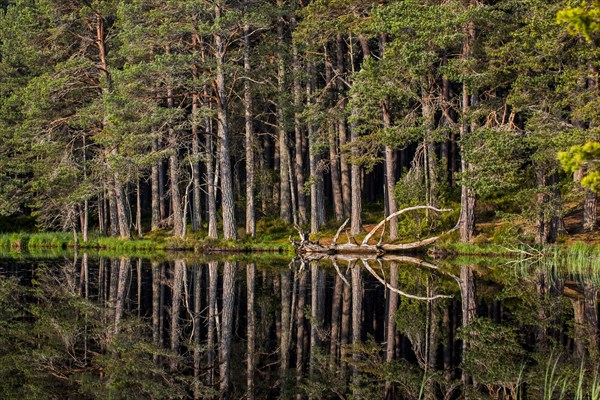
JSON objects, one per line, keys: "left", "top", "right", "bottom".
{"left": 291, "top": 205, "right": 457, "bottom": 256}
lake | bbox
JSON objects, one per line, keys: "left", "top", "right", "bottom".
{"left": 0, "top": 251, "right": 598, "bottom": 399}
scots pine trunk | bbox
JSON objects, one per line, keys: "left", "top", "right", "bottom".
{"left": 277, "top": 20, "right": 292, "bottom": 224}
{"left": 151, "top": 138, "right": 161, "bottom": 230}
{"left": 307, "top": 61, "right": 324, "bottom": 233}
{"left": 292, "top": 32, "right": 307, "bottom": 225}
{"left": 337, "top": 36, "right": 351, "bottom": 217}
{"left": 380, "top": 34, "right": 397, "bottom": 240}
{"left": 205, "top": 96, "right": 218, "bottom": 239}
{"left": 459, "top": 16, "right": 477, "bottom": 242}
{"left": 325, "top": 48, "right": 344, "bottom": 222}
{"left": 191, "top": 35, "right": 202, "bottom": 232}
{"left": 214, "top": 4, "right": 237, "bottom": 240}
{"left": 166, "top": 45, "right": 184, "bottom": 238}
{"left": 97, "top": 14, "right": 130, "bottom": 239}
{"left": 244, "top": 23, "right": 256, "bottom": 237}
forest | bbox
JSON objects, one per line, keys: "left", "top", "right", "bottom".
{"left": 1, "top": 0, "right": 599, "bottom": 248}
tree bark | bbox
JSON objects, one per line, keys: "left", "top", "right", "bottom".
{"left": 151, "top": 139, "right": 161, "bottom": 230}
{"left": 337, "top": 35, "right": 351, "bottom": 217}
{"left": 214, "top": 5, "right": 237, "bottom": 240}
{"left": 293, "top": 43, "right": 307, "bottom": 226}
{"left": 583, "top": 188, "right": 598, "bottom": 231}
{"left": 191, "top": 35, "right": 202, "bottom": 232}
{"left": 381, "top": 34, "right": 397, "bottom": 239}
{"left": 244, "top": 23, "right": 256, "bottom": 237}
{"left": 325, "top": 47, "right": 344, "bottom": 222}
{"left": 277, "top": 20, "right": 292, "bottom": 224}
{"left": 459, "top": 13, "right": 477, "bottom": 243}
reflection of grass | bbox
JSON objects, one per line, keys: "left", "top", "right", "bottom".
{"left": 510, "top": 242, "right": 600, "bottom": 287}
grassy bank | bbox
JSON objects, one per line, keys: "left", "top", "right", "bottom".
{"left": 0, "top": 229, "right": 295, "bottom": 254}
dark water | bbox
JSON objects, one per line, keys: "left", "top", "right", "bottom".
{"left": 0, "top": 253, "right": 598, "bottom": 399}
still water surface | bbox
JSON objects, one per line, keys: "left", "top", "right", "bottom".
{"left": 0, "top": 252, "right": 598, "bottom": 399}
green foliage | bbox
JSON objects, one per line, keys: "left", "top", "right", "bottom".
{"left": 558, "top": 142, "right": 600, "bottom": 192}
{"left": 557, "top": 1, "right": 600, "bottom": 41}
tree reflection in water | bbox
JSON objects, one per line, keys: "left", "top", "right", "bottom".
{"left": 0, "top": 253, "right": 598, "bottom": 399}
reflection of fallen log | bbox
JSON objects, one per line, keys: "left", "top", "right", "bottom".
{"left": 291, "top": 206, "right": 457, "bottom": 256}
{"left": 303, "top": 254, "right": 456, "bottom": 301}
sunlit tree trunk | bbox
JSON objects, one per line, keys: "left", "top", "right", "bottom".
{"left": 459, "top": 14, "right": 477, "bottom": 243}
{"left": 380, "top": 34, "right": 398, "bottom": 240}
{"left": 151, "top": 139, "right": 161, "bottom": 230}
{"left": 277, "top": 18, "right": 292, "bottom": 224}
{"left": 337, "top": 35, "right": 351, "bottom": 217}
{"left": 191, "top": 35, "right": 202, "bottom": 233}
{"left": 244, "top": 23, "right": 256, "bottom": 237}
{"left": 292, "top": 34, "right": 307, "bottom": 225}
{"left": 214, "top": 3, "right": 237, "bottom": 240}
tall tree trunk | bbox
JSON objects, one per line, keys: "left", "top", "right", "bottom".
{"left": 136, "top": 181, "right": 142, "bottom": 238}
{"left": 191, "top": 35, "right": 202, "bottom": 232}
{"left": 244, "top": 23, "right": 256, "bottom": 237}
{"left": 325, "top": 47, "right": 344, "bottom": 222}
{"left": 277, "top": 19, "right": 292, "bottom": 223}
{"left": 214, "top": 6, "right": 237, "bottom": 240}
{"left": 349, "top": 36, "right": 370, "bottom": 236}
{"left": 292, "top": 29, "right": 307, "bottom": 225}
{"left": 166, "top": 45, "right": 184, "bottom": 238}
{"left": 459, "top": 13, "right": 477, "bottom": 243}
{"left": 380, "top": 34, "right": 398, "bottom": 240}
{"left": 337, "top": 35, "right": 351, "bottom": 216}
{"left": 307, "top": 61, "right": 324, "bottom": 233}
{"left": 206, "top": 115, "right": 218, "bottom": 239}
{"left": 96, "top": 14, "right": 129, "bottom": 239}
